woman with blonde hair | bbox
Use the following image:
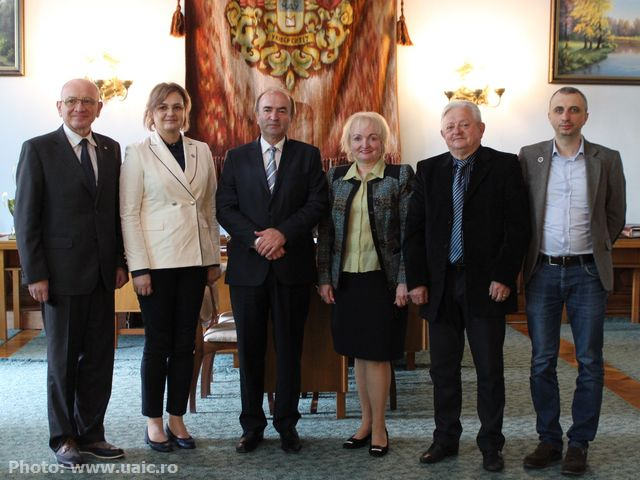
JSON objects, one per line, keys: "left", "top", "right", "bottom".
{"left": 317, "top": 111, "right": 414, "bottom": 457}
{"left": 120, "top": 82, "right": 221, "bottom": 452}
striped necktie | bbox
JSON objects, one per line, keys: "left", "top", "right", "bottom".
{"left": 266, "top": 146, "right": 277, "bottom": 193}
{"left": 448, "top": 157, "right": 471, "bottom": 264}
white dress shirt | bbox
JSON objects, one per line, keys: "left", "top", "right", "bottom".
{"left": 62, "top": 124, "right": 98, "bottom": 182}
{"left": 541, "top": 139, "right": 592, "bottom": 256}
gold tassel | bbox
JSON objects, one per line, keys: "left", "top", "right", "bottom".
{"left": 396, "top": 0, "right": 413, "bottom": 46}
{"left": 170, "top": 0, "right": 185, "bottom": 37}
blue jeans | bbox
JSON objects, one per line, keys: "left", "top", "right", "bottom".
{"left": 525, "top": 258, "right": 607, "bottom": 451}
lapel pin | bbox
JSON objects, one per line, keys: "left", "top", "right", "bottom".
{"left": 537, "top": 156, "right": 544, "bottom": 163}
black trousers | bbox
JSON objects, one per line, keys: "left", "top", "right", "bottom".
{"left": 429, "top": 268, "right": 506, "bottom": 453}
{"left": 42, "top": 281, "right": 114, "bottom": 451}
{"left": 137, "top": 267, "right": 207, "bottom": 417}
{"left": 230, "top": 269, "right": 310, "bottom": 434}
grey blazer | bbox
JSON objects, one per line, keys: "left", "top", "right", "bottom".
{"left": 15, "top": 126, "right": 126, "bottom": 295}
{"left": 518, "top": 139, "right": 626, "bottom": 292}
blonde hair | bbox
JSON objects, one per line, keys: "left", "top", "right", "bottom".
{"left": 340, "top": 111, "right": 390, "bottom": 162}
{"left": 143, "top": 82, "right": 192, "bottom": 132}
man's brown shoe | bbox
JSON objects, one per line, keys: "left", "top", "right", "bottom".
{"left": 235, "top": 430, "right": 264, "bottom": 453}
{"left": 54, "top": 439, "right": 83, "bottom": 469}
{"left": 561, "top": 446, "right": 587, "bottom": 476}
{"left": 523, "top": 442, "right": 562, "bottom": 469}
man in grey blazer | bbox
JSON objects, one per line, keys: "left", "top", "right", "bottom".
{"left": 519, "top": 87, "right": 626, "bottom": 476}
{"left": 15, "top": 79, "right": 128, "bottom": 468}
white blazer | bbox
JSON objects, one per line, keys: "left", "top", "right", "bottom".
{"left": 120, "top": 131, "right": 221, "bottom": 271}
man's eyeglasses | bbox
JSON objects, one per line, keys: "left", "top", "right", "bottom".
{"left": 61, "top": 97, "right": 99, "bottom": 107}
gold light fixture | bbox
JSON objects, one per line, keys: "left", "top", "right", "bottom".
{"left": 444, "top": 63, "right": 505, "bottom": 107}
{"left": 87, "top": 53, "right": 132, "bottom": 102}
{"left": 94, "top": 78, "right": 133, "bottom": 102}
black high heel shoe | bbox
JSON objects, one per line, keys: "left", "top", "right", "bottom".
{"left": 144, "top": 427, "right": 173, "bottom": 453}
{"left": 369, "top": 429, "right": 389, "bottom": 457}
{"left": 343, "top": 433, "right": 371, "bottom": 449}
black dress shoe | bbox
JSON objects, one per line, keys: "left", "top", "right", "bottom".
{"left": 419, "top": 442, "right": 459, "bottom": 464}
{"left": 165, "top": 424, "right": 196, "bottom": 449}
{"left": 280, "top": 427, "right": 302, "bottom": 453}
{"left": 524, "top": 442, "right": 562, "bottom": 469}
{"left": 236, "top": 430, "right": 264, "bottom": 453}
{"left": 144, "top": 427, "right": 173, "bottom": 453}
{"left": 343, "top": 433, "right": 371, "bottom": 449}
{"left": 54, "top": 439, "right": 83, "bottom": 469}
{"left": 561, "top": 446, "right": 587, "bottom": 476}
{"left": 482, "top": 450, "right": 504, "bottom": 472}
{"left": 78, "top": 441, "right": 125, "bottom": 459}
{"left": 369, "top": 430, "right": 389, "bottom": 457}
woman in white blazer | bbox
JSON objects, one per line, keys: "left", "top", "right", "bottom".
{"left": 120, "top": 83, "right": 221, "bottom": 452}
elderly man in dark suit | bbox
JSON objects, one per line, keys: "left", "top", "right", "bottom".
{"left": 519, "top": 87, "right": 626, "bottom": 476}
{"left": 216, "top": 88, "right": 328, "bottom": 454}
{"left": 404, "top": 100, "right": 530, "bottom": 472}
{"left": 15, "top": 78, "right": 128, "bottom": 469}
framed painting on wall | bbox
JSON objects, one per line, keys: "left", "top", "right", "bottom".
{"left": 0, "top": 0, "right": 24, "bottom": 76}
{"left": 550, "top": 0, "right": 640, "bottom": 84}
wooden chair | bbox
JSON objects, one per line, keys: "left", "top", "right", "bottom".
{"left": 114, "top": 276, "right": 142, "bottom": 347}
{"left": 189, "top": 284, "right": 237, "bottom": 413}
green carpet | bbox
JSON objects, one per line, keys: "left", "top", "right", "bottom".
{"left": 1, "top": 322, "right": 639, "bottom": 479}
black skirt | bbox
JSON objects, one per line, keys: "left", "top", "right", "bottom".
{"left": 331, "top": 271, "right": 407, "bottom": 361}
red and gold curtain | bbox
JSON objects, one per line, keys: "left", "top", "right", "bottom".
{"left": 185, "top": 0, "right": 400, "bottom": 173}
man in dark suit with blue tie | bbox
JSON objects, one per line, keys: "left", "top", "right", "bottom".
{"left": 404, "top": 100, "right": 530, "bottom": 472}
{"left": 216, "top": 88, "right": 328, "bottom": 454}
{"left": 15, "top": 78, "right": 128, "bottom": 469}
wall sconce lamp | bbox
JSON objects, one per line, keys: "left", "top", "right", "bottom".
{"left": 87, "top": 53, "right": 132, "bottom": 102}
{"left": 94, "top": 78, "right": 133, "bottom": 102}
{"left": 444, "top": 63, "right": 505, "bottom": 107}
{"left": 444, "top": 86, "right": 505, "bottom": 107}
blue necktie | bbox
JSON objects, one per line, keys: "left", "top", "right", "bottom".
{"left": 80, "top": 138, "right": 97, "bottom": 195}
{"left": 449, "top": 158, "right": 469, "bottom": 264}
{"left": 266, "top": 146, "right": 277, "bottom": 193}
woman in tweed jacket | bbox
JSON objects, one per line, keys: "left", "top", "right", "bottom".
{"left": 317, "top": 112, "right": 414, "bottom": 457}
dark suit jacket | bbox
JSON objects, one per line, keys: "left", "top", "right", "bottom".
{"left": 216, "top": 138, "right": 329, "bottom": 286}
{"left": 15, "top": 126, "right": 126, "bottom": 295}
{"left": 404, "top": 146, "right": 530, "bottom": 320}
{"left": 519, "top": 139, "right": 626, "bottom": 292}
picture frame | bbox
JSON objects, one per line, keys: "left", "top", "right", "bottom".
{"left": 549, "top": 0, "right": 640, "bottom": 85}
{"left": 0, "top": 0, "right": 24, "bottom": 76}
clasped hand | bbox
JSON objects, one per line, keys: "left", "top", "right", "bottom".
{"left": 255, "top": 228, "right": 286, "bottom": 260}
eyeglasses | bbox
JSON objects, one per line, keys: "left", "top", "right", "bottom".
{"left": 61, "top": 97, "right": 99, "bottom": 107}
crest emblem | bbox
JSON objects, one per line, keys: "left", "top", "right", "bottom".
{"left": 226, "top": 0, "right": 353, "bottom": 90}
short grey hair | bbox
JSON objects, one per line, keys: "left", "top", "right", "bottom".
{"left": 254, "top": 88, "right": 296, "bottom": 117}
{"left": 441, "top": 100, "right": 482, "bottom": 123}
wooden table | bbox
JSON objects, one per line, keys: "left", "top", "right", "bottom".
{"left": 0, "top": 238, "right": 18, "bottom": 341}
{"left": 612, "top": 237, "right": 640, "bottom": 323}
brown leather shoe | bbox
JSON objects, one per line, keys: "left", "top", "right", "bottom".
{"left": 280, "top": 426, "right": 302, "bottom": 453}
{"left": 524, "top": 442, "right": 562, "bottom": 469}
{"left": 482, "top": 450, "right": 504, "bottom": 472}
{"left": 419, "top": 443, "right": 459, "bottom": 464}
{"left": 54, "top": 439, "right": 83, "bottom": 469}
{"left": 561, "top": 446, "right": 587, "bottom": 476}
{"left": 235, "top": 430, "right": 264, "bottom": 453}
{"left": 79, "top": 440, "right": 125, "bottom": 459}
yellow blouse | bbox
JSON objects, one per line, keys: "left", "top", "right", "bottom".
{"left": 342, "top": 159, "right": 385, "bottom": 273}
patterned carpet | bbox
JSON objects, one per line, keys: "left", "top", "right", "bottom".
{"left": 1, "top": 321, "right": 639, "bottom": 479}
